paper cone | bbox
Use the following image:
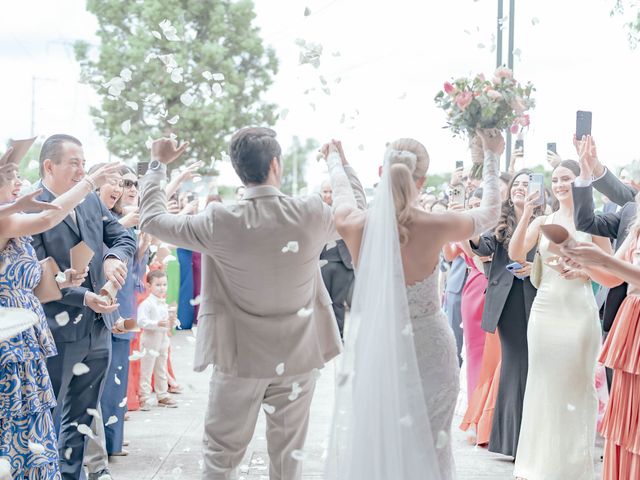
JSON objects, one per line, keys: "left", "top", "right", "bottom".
{"left": 540, "top": 224, "right": 576, "bottom": 256}
{"left": 70, "top": 241, "right": 94, "bottom": 273}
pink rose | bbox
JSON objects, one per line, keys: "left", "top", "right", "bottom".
{"left": 486, "top": 89, "right": 503, "bottom": 101}
{"left": 477, "top": 73, "right": 486, "bottom": 82}
{"left": 444, "top": 82, "right": 455, "bottom": 95}
{"left": 518, "top": 114, "right": 530, "bottom": 127}
{"left": 455, "top": 91, "right": 473, "bottom": 111}
{"left": 511, "top": 96, "right": 526, "bottom": 115}
{"left": 494, "top": 66, "right": 513, "bottom": 79}
{"left": 510, "top": 124, "right": 520, "bottom": 134}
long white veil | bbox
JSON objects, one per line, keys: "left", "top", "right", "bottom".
{"left": 325, "top": 159, "right": 442, "bottom": 479}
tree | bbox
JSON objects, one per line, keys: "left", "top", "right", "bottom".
{"left": 75, "top": 0, "right": 279, "bottom": 170}
{"left": 280, "top": 136, "right": 318, "bottom": 196}
{"left": 611, "top": 1, "right": 640, "bottom": 47}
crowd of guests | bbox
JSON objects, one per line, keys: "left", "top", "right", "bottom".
{"left": 0, "top": 135, "right": 229, "bottom": 480}
{"left": 435, "top": 135, "right": 638, "bottom": 479}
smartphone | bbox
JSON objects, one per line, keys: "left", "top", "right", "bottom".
{"left": 137, "top": 161, "right": 149, "bottom": 177}
{"left": 506, "top": 262, "right": 526, "bottom": 279}
{"left": 515, "top": 139, "right": 524, "bottom": 154}
{"left": 186, "top": 192, "right": 195, "bottom": 203}
{"left": 448, "top": 186, "right": 465, "bottom": 206}
{"left": 547, "top": 142, "right": 557, "bottom": 154}
{"left": 455, "top": 160, "right": 464, "bottom": 170}
{"left": 527, "top": 173, "right": 545, "bottom": 206}
{"left": 576, "top": 110, "right": 592, "bottom": 140}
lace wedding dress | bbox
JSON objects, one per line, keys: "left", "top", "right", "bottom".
{"left": 408, "top": 272, "right": 460, "bottom": 480}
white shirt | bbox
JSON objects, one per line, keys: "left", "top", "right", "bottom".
{"left": 137, "top": 293, "right": 169, "bottom": 332}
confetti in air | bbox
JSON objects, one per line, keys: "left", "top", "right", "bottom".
{"left": 72, "top": 362, "right": 90, "bottom": 376}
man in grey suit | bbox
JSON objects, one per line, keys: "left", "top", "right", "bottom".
{"left": 319, "top": 179, "right": 354, "bottom": 338}
{"left": 572, "top": 141, "right": 637, "bottom": 387}
{"left": 138, "top": 129, "right": 365, "bottom": 480}
{"left": 444, "top": 255, "right": 467, "bottom": 365}
{"left": 31, "top": 134, "right": 136, "bottom": 480}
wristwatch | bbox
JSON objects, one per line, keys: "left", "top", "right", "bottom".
{"left": 148, "top": 160, "right": 165, "bottom": 173}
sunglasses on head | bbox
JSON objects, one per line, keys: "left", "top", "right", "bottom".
{"left": 123, "top": 179, "right": 138, "bottom": 188}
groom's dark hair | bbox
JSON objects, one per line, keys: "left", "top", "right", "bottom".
{"left": 229, "top": 127, "right": 281, "bottom": 185}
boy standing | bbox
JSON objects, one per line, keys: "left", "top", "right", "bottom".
{"left": 137, "top": 270, "right": 178, "bottom": 410}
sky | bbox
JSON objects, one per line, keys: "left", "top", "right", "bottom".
{"left": 0, "top": 0, "right": 638, "bottom": 191}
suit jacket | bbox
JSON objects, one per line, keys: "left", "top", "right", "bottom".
{"left": 320, "top": 239, "right": 353, "bottom": 270}
{"left": 31, "top": 185, "right": 137, "bottom": 344}
{"left": 573, "top": 169, "right": 638, "bottom": 331}
{"left": 139, "top": 166, "right": 366, "bottom": 378}
{"left": 471, "top": 234, "right": 537, "bottom": 334}
{"left": 445, "top": 256, "right": 468, "bottom": 294}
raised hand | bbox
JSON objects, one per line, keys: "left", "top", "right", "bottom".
{"left": 103, "top": 257, "right": 127, "bottom": 289}
{"left": 119, "top": 207, "right": 140, "bottom": 228}
{"left": 574, "top": 135, "right": 602, "bottom": 179}
{"left": 85, "top": 291, "right": 120, "bottom": 314}
{"left": 331, "top": 139, "right": 348, "bottom": 165}
{"left": 86, "top": 162, "right": 123, "bottom": 189}
{"left": 476, "top": 129, "right": 505, "bottom": 156}
{"left": 561, "top": 241, "right": 609, "bottom": 268}
{"left": 151, "top": 138, "right": 190, "bottom": 165}
{"left": 12, "top": 189, "right": 62, "bottom": 213}
{"left": 58, "top": 267, "right": 89, "bottom": 289}
{"left": 546, "top": 150, "right": 562, "bottom": 169}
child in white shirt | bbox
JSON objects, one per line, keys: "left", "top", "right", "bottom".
{"left": 137, "top": 270, "right": 178, "bottom": 410}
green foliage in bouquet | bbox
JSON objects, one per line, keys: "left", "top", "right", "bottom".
{"left": 434, "top": 67, "right": 535, "bottom": 138}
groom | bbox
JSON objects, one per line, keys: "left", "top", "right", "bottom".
{"left": 138, "top": 128, "right": 366, "bottom": 479}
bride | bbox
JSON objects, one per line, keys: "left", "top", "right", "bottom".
{"left": 323, "top": 130, "right": 504, "bottom": 479}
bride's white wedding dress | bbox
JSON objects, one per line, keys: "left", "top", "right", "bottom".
{"left": 324, "top": 143, "right": 501, "bottom": 480}
{"left": 408, "top": 272, "right": 460, "bottom": 479}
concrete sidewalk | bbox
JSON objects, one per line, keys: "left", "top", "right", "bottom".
{"left": 108, "top": 331, "right": 602, "bottom": 479}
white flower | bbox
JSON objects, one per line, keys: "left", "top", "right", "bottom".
{"left": 55, "top": 311, "right": 70, "bottom": 326}
{"left": 72, "top": 362, "right": 90, "bottom": 376}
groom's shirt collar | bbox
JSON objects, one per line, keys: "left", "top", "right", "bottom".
{"left": 242, "top": 185, "right": 286, "bottom": 200}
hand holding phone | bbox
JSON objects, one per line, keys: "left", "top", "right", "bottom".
{"left": 576, "top": 110, "right": 592, "bottom": 140}
{"left": 506, "top": 262, "right": 528, "bottom": 279}
{"left": 527, "top": 173, "right": 545, "bottom": 207}
{"left": 448, "top": 186, "right": 465, "bottom": 207}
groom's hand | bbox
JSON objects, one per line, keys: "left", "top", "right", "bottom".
{"left": 151, "top": 138, "right": 190, "bottom": 165}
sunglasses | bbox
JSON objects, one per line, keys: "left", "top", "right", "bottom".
{"left": 123, "top": 179, "right": 138, "bottom": 188}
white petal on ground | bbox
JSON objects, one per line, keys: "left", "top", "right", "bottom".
{"left": 72, "top": 362, "right": 90, "bottom": 376}
{"left": 105, "top": 416, "right": 118, "bottom": 427}
{"left": 262, "top": 403, "right": 276, "bottom": 414}
{"left": 28, "top": 441, "right": 45, "bottom": 454}
{"left": 275, "top": 363, "right": 285, "bottom": 376}
{"left": 436, "top": 430, "right": 449, "bottom": 449}
{"left": 290, "top": 449, "right": 306, "bottom": 461}
{"left": 121, "top": 120, "right": 131, "bottom": 134}
{"left": 55, "top": 312, "right": 70, "bottom": 326}
{"left": 119, "top": 397, "right": 127, "bottom": 408}
{"left": 297, "top": 308, "right": 313, "bottom": 318}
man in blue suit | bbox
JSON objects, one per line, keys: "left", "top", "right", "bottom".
{"left": 31, "top": 134, "right": 136, "bottom": 480}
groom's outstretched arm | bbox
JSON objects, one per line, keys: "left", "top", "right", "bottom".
{"left": 138, "top": 168, "right": 216, "bottom": 253}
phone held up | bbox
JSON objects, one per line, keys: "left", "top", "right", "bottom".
{"left": 546, "top": 142, "right": 557, "bottom": 154}
{"left": 576, "top": 110, "right": 592, "bottom": 140}
{"left": 136, "top": 161, "right": 149, "bottom": 177}
{"left": 448, "top": 186, "right": 465, "bottom": 207}
{"left": 455, "top": 160, "right": 464, "bottom": 170}
{"left": 527, "top": 173, "right": 545, "bottom": 206}
{"left": 514, "top": 139, "right": 524, "bottom": 154}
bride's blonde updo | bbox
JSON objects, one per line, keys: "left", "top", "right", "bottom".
{"left": 384, "top": 139, "right": 429, "bottom": 246}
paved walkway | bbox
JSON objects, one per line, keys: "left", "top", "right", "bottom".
{"left": 108, "top": 331, "right": 603, "bottom": 479}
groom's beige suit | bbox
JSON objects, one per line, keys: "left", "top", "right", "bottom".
{"left": 139, "top": 164, "right": 365, "bottom": 479}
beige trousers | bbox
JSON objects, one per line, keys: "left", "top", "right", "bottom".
{"left": 202, "top": 367, "right": 316, "bottom": 480}
{"left": 139, "top": 330, "right": 170, "bottom": 402}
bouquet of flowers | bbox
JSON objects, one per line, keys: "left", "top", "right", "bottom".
{"left": 434, "top": 67, "right": 535, "bottom": 176}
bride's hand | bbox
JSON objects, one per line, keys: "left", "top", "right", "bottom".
{"left": 477, "top": 129, "right": 505, "bottom": 156}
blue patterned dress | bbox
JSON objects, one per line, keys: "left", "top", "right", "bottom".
{"left": 0, "top": 236, "right": 60, "bottom": 479}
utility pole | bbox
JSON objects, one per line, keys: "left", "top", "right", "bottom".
{"left": 496, "top": 0, "right": 516, "bottom": 171}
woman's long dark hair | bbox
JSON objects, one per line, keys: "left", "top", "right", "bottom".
{"left": 495, "top": 169, "right": 545, "bottom": 248}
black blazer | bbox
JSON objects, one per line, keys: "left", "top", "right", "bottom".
{"left": 320, "top": 239, "right": 353, "bottom": 270}
{"left": 31, "top": 185, "right": 137, "bottom": 344}
{"left": 573, "top": 169, "right": 637, "bottom": 331}
{"left": 471, "top": 233, "right": 537, "bottom": 334}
